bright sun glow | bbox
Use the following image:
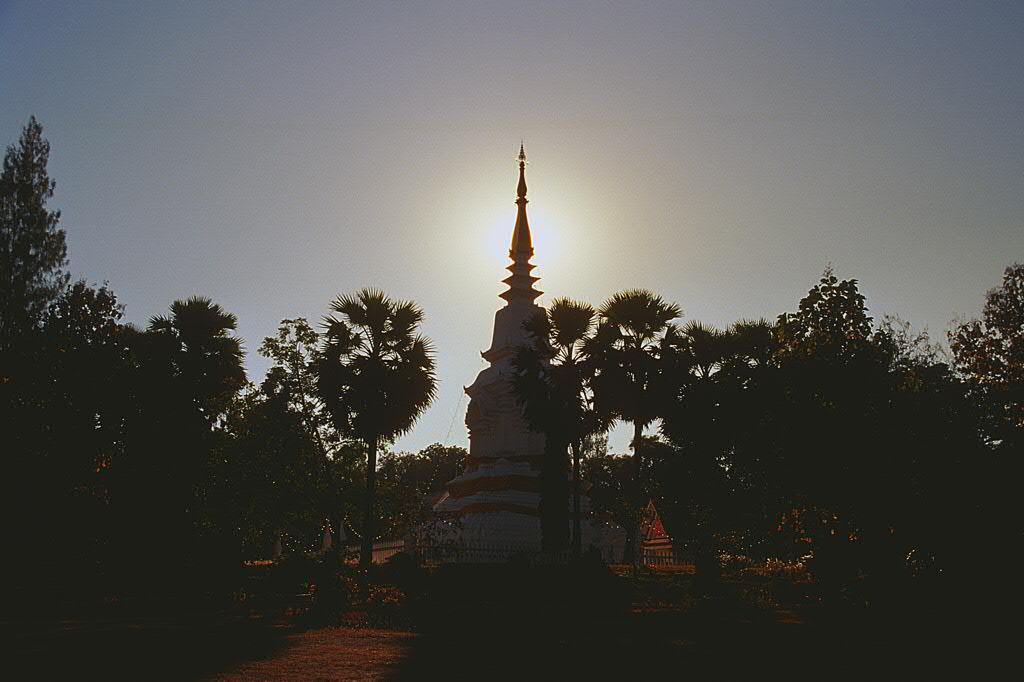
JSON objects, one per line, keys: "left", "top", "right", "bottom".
{"left": 480, "top": 193, "right": 589, "bottom": 295}
{"left": 441, "top": 155, "right": 604, "bottom": 311}
{"left": 483, "top": 206, "right": 564, "bottom": 276}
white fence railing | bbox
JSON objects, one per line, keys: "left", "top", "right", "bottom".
{"left": 639, "top": 548, "right": 691, "bottom": 567}
{"left": 370, "top": 539, "right": 406, "bottom": 564}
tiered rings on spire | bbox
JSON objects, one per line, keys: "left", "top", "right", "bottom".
{"left": 501, "top": 144, "right": 542, "bottom": 303}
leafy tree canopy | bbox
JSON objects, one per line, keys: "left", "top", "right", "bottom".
{"left": 950, "top": 263, "right": 1024, "bottom": 444}
{"left": 376, "top": 443, "right": 467, "bottom": 538}
{"left": 776, "top": 266, "right": 873, "bottom": 363}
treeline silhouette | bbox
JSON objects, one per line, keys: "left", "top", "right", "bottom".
{"left": 0, "top": 119, "right": 453, "bottom": 608}
{"left": 2, "top": 118, "right": 1020, "bottom": 619}
{"left": 517, "top": 274, "right": 1020, "bottom": 613}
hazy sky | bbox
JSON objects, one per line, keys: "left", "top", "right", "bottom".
{"left": 2, "top": 1, "right": 1022, "bottom": 452}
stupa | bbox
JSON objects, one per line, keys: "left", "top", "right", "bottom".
{"left": 433, "top": 146, "right": 624, "bottom": 558}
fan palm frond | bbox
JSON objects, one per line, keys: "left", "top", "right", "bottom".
{"left": 599, "top": 289, "right": 682, "bottom": 342}
{"left": 549, "top": 297, "right": 596, "bottom": 351}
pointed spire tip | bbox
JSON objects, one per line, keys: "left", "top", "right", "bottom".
{"left": 503, "top": 142, "right": 539, "bottom": 302}
{"left": 516, "top": 142, "right": 528, "bottom": 202}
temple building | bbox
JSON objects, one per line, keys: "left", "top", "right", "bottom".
{"left": 432, "top": 146, "right": 624, "bottom": 558}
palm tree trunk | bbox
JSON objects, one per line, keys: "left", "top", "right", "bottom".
{"left": 359, "top": 437, "right": 378, "bottom": 576}
{"left": 540, "top": 436, "right": 570, "bottom": 553}
{"left": 571, "top": 439, "right": 582, "bottom": 560}
{"left": 623, "top": 420, "right": 644, "bottom": 566}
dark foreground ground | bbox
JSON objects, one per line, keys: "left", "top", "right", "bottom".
{"left": 4, "top": 565, "right": 990, "bottom": 681}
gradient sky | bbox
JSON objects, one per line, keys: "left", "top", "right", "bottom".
{"left": 2, "top": 1, "right": 1022, "bottom": 453}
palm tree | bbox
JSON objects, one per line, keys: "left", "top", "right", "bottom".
{"left": 513, "top": 297, "right": 605, "bottom": 557}
{"left": 659, "top": 318, "right": 775, "bottom": 590}
{"left": 661, "top": 319, "right": 776, "bottom": 448}
{"left": 127, "top": 296, "right": 246, "bottom": 579}
{"left": 724, "top": 318, "right": 775, "bottom": 372}
{"left": 317, "top": 289, "right": 437, "bottom": 574}
{"left": 589, "top": 289, "right": 681, "bottom": 564}
{"left": 146, "top": 295, "right": 247, "bottom": 421}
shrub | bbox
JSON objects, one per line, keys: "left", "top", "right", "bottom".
{"left": 377, "top": 551, "right": 423, "bottom": 591}
{"left": 308, "top": 553, "right": 356, "bottom": 624}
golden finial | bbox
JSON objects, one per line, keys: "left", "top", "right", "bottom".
{"left": 516, "top": 143, "right": 528, "bottom": 202}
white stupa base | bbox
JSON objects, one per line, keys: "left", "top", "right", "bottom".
{"left": 416, "top": 509, "right": 626, "bottom": 564}
{"left": 458, "top": 511, "right": 543, "bottom": 552}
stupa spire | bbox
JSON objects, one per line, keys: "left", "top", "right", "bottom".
{"left": 501, "top": 143, "right": 542, "bottom": 303}
{"left": 434, "top": 146, "right": 625, "bottom": 560}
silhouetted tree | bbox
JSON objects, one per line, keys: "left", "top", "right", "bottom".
{"left": 115, "top": 296, "right": 246, "bottom": 593}
{"left": 776, "top": 266, "right": 874, "bottom": 362}
{"left": 659, "top": 321, "right": 733, "bottom": 588}
{"left": 764, "top": 270, "right": 988, "bottom": 604}
{"left": 259, "top": 318, "right": 348, "bottom": 548}
{"left": 583, "top": 452, "right": 635, "bottom": 535}
{"left": 770, "top": 271, "right": 897, "bottom": 595}
{"left": 944, "top": 264, "right": 1023, "bottom": 603}
{"left": 261, "top": 318, "right": 331, "bottom": 439}
{"left": 513, "top": 297, "right": 605, "bottom": 555}
{"left": 657, "top": 319, "right": 780, "bottom": 588}
{"left": 0, "top": 117, "right": 68, "bottom": 349}
{"left": 589, "top": 289, "right": 681, "bottom": 563}
{"left": 216, "top": 384, "right": 335, "bottom": 558}
{"left": 950, "top": 263, "right": 1024, "bottom": 449}
{"left": 3, "top": 280, "right": 131, "bottom": 605}
{"left": 376, "top": 443, "right": 467, "bottom": 538}
{"left": 142, "top": 296, "right": 247, "bottom": 422}
{"left": 317, "top": 289, "right": 437, "bottom": 574}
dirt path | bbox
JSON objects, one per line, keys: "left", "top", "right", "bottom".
{"left": 6, "top": 616, "right": 415, "bottom": 682}
{"left": 206, "top": 628, "right": 415, "bottom": 682}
